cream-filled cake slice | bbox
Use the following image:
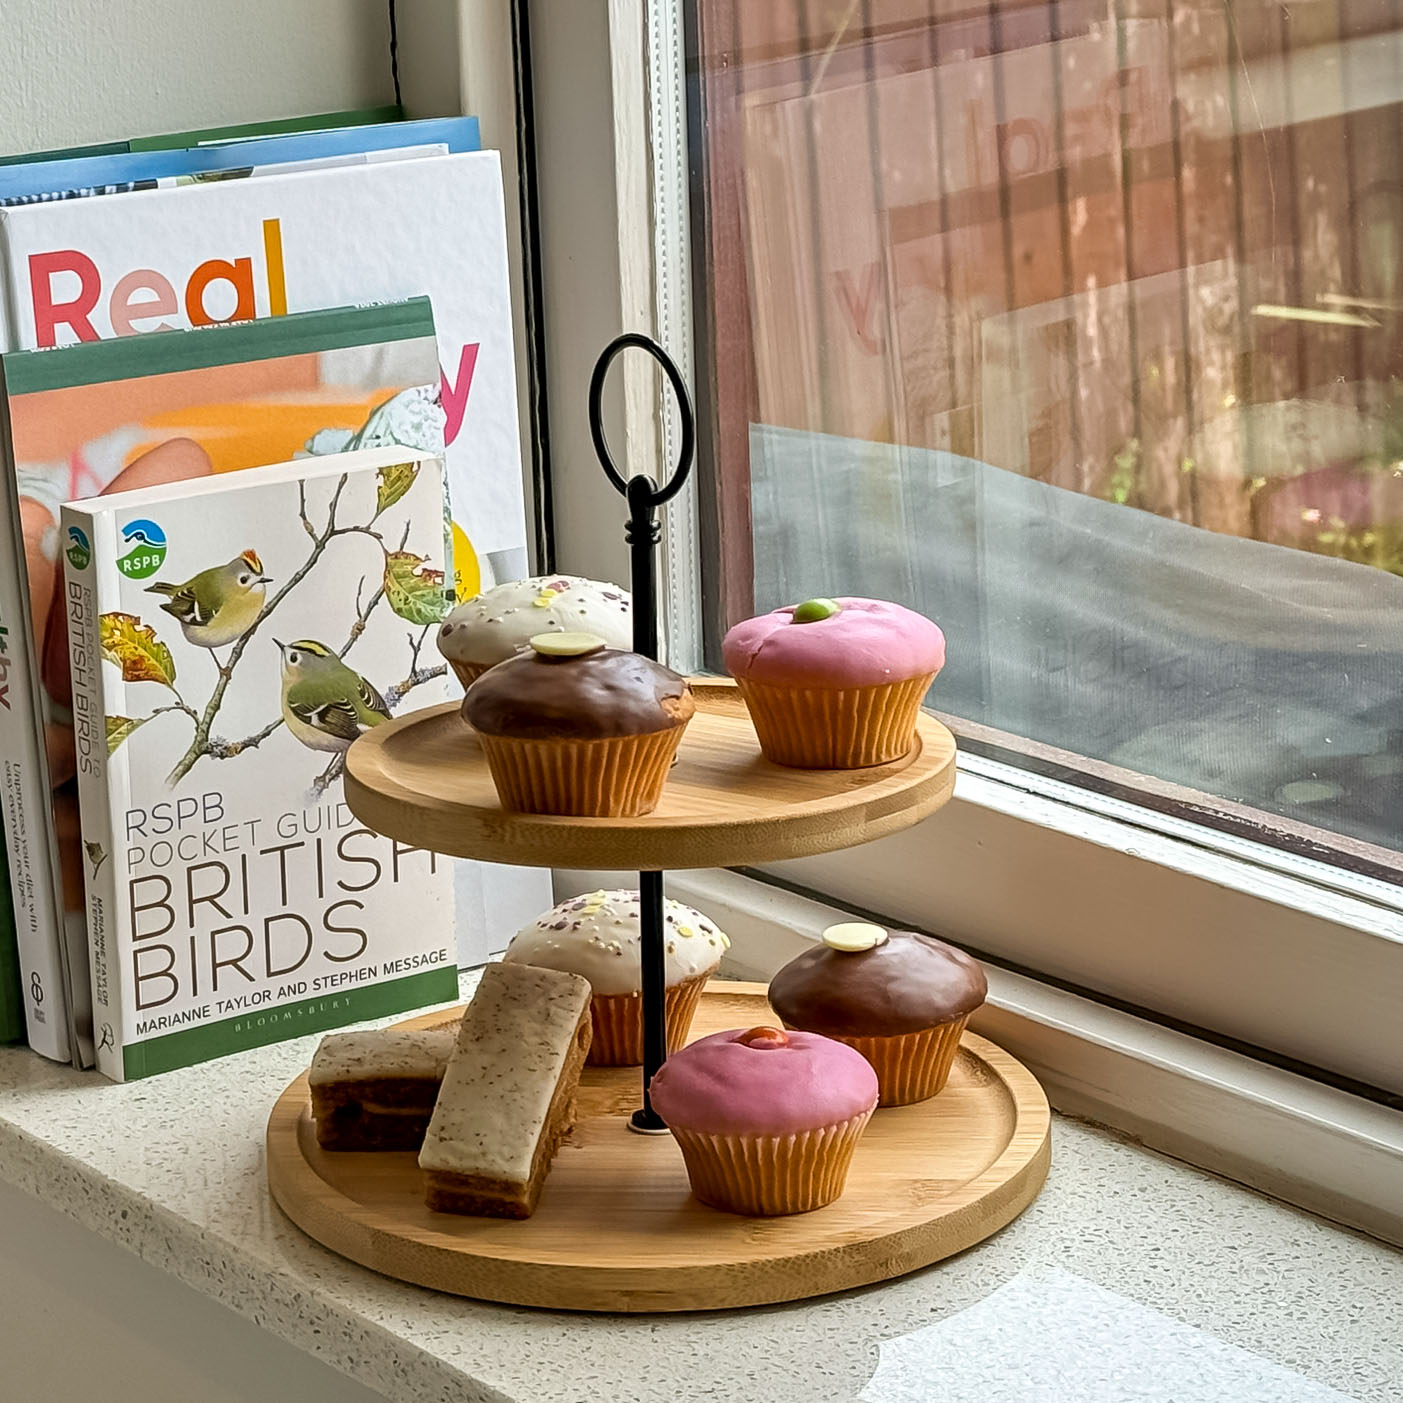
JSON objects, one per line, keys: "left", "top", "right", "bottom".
{"left": 310, "top": 1026, "right": 457, "bottom": 1151}
{"left": 419, "top": 962, "right": 593, "bottom": 1218}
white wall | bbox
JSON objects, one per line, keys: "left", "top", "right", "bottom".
{"left": 0, "top": 1178, "right": 390, "bottom": 1402}
{"left": 0, "top": 7, "right": 403, "bottom": 1395}
{"left": 0, "top": 0, "right": 393, "bottom": 152}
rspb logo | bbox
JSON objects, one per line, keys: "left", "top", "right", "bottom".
{"left": 118, "top": 518, "right": 167, "bottom": 579}
{"left": 65, "top": 524, "right": 91, "bottom": 572}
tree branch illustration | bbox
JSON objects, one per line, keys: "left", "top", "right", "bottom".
{"left": 207, "top": 522, "right": 414, "bottom": 765}
{"left": 165, "top": 473, "right": 354, "bottom": 783}
{"left": 339, "top": 521, "right": 410, "bottom": 660}
{"left": 103, "top": 462, "right": 449, "bottom": 787}
{"left": 384, "top": 624, "right": 446, "bottom": 708}
{"left": 153, "top": 699, "right": 200, "bottom": 724}
{"left": 310, "top": 752, "right": 347, "bottom": 798}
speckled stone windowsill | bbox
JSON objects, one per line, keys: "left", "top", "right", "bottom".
{"left": 0, "top": 972, "right": 1397, "bottom": 1403}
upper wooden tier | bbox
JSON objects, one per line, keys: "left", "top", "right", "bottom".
{"left": 344, "top": 679, "right": 956, "bottom": 871}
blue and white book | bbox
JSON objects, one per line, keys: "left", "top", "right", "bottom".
{"left": 0, "top": 116, "right": 481, "bottom": 205}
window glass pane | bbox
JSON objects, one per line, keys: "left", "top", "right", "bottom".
{"left": 689, "top": 0, "right": 1403, "bottom": 866}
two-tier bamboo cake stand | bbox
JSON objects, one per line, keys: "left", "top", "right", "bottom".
{"left": 266, "top": 337, "right": 1050, "bottom": 1312}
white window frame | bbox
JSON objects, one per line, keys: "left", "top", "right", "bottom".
{"left": 453, "top": 1, "right": 1403, "bottom": 1105}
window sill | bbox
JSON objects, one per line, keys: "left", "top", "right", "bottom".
{"left": 0, "top": 966, "right": 1399, "bottom": 1400}
{"left": 755, "top": 760, "right": 1403, "bottom": 1096}
{"left": 557, "top": 866, "right": 1403, "bottom": 1249}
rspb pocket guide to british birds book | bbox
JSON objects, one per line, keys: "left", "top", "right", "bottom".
{"left": 0, "top": 296, "right": 551, "bottom": 1069}
{"left": 61, "top": 446, "right": 459, "bottom": 1081}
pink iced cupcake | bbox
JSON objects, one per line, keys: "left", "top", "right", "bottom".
{"left": 649, "top": 1024, "right": 878, "bottom": 1216}
{"left": 722, "top": 597, "right": 945, "bottom": 768}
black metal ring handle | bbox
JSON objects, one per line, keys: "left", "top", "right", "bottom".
{"left": 587, "top": 333, "right": 695, "bottom": 507}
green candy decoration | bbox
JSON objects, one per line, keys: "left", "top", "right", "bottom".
{"left": 792, "top": 597, "right": 840, "bottom": 623}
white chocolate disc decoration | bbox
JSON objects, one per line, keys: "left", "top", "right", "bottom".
{"left": 822, "top": 922, "right": 888, "bottom": 952}
{"left": 530, "top": 631, "right": 607, "bottom": 658}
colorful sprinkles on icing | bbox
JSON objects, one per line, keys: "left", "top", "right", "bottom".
{"left": 503, "top": 889, "right": 730, "bottom": 995}
{"left": 438, "top": 575, "right": 633, "bottom": 672}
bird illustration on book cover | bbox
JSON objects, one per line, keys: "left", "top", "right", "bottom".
{"left": 277, "top": 640, "right": 390, "bottom": 754}
{"left": 146, "top": 549, "right": 271, "bottom": 660}
{"left": 97, "top": 460, "right": 449, "bottom": 794}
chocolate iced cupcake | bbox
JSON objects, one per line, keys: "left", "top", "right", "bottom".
{"left": 463, "top": 632, "right": 695, "bottom": 816}
{"left": 767, "top": 923, "right": 986, "bottom": 1106}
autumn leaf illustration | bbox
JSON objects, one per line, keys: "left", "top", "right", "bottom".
{"left": 99, "top": 614, "right": 176, "bottom": 688}
{"left": 106, "top": 714, "right": 150, "bottom": 754}
{"left": 383, "top": 551, "right": 448, "bottom": 625}
{"left": 375, "top": 461, "right": 419, "bottom": 516}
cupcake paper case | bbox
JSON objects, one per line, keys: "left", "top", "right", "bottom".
{"left": 503, "top": 889, "right": 730, "bottom": 1065}
{"left": 437, "top": 575, "right": 631, "bottom": 688}
{"left": 767, "top": 923, "right": 987, "bottom": 1106}
{"left": 649, "top": 1025, "right": 878, "bottom": 1216}
{"left": 722, "top": 597, "right": 946, "bottom": 768}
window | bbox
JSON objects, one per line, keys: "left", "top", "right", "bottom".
{"left": 689, "top": 0, "right": 1403, "bottom": 871}
{"left": 525, "top": 0, "right": 1403, "bottom": 1097}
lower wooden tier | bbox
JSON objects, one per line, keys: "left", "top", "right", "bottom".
{"left": 267, "top": 983, "right": 1050, "bottom": 1313}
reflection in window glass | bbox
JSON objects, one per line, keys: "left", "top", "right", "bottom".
{"left": 690, "top": 0, "right": 1403, "bottom": 860}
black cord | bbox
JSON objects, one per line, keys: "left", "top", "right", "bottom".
{"left": 388, "top": 0, "right": 402, "bottom": 110}
{"left": 512, "top": 0, "right": 556, "bottom": 572}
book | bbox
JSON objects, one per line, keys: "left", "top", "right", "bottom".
{"left": 127, "top": 106, "right": 406, "bottom": 152}
{"left": 0, "top": 152, "right": 536, "bottom": 1063}
{"left": 0, "top": 152, "right": 525, "bottom": 576}
{"left": 61, "top": 445, "right": 460, "bottom": 1081}
{"left": 0, "top": 298, "right": 546, "bottom": 1065}
{"left": 0, "top": 116, "right": 481, "bottom": 205}
{"left": 0, "top": 146, "right": 451, "bottom": 213}
{"left": 1, "top": 300, "right": 450, "bottom": 1062}
{"left": 0, "top": 106, "right": 406, "bottom": 164}
{"left": 0, "top": 810, "right": 19, "bottom": 1043}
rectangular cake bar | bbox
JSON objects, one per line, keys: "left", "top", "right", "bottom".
{"left": 309, "top": 1026, "right": 457, "bottom": 1151}
{"left": 419, "top": 962, "right": 593, "bottom": 1218}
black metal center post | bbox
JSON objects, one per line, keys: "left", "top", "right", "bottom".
{"left": 587, "top": 334, "right": 695, "bottom": 1132}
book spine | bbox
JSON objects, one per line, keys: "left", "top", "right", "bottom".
{"left": 61, "top": 506, "right": 123, "bottom": 1081}
{"left": 0, "top": 214, "right": 15, "bottom": 352}
{"left": 0, "top": 808, "right": 21, "bottom": 1042}
{"left": 0, "top": 220, "right": 25, "bottom": 1045}
{"left": 0, "top": 386, "right": 71, "bottom": 1061}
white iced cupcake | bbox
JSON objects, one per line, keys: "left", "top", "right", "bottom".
{"left": 436, "top": 575, "right": 632, "bottom": 688}
{"left": 503, "top": 889, "right": 730, "bottom": 1065}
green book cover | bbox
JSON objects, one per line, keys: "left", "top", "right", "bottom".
{"left": 1, "top": 107, "right": 406, "bottom": 164}
{"left": 0, "top": 141, "right": 127, "bottom": 166}
{"left": 128, "top": 106, "right": 405, "bottom": 151}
